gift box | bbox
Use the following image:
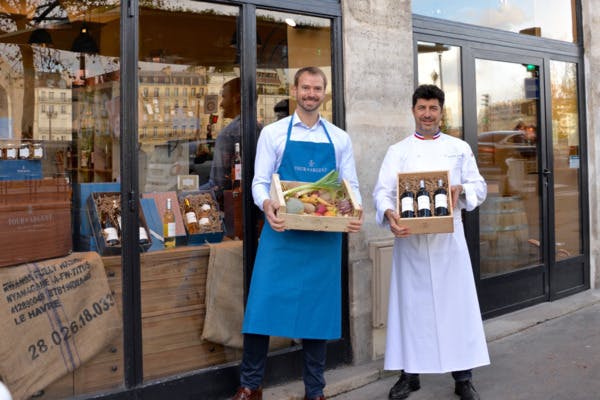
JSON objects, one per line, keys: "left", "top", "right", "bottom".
{"left": 87, "top": 192, "right": 153, "bottom": 255}
{"left": 269, "top": 173, "right": 362, "bottom": 232}
{"left": 141, "top": 191, "right": 187, "bottom": 246}
{"left": 177, "top": 190, "right": 224, "bottom": 245}
{"left": 0, "top": 177, "right": 71, "bottom": 267}
{"left": 396, "top": 170, "right": 454, "bottom": 234}
{"left": 74, "top": 182, "right": 121, "bottom": 251}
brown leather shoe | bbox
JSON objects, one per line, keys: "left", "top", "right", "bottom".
{"left": 304, "top": 396, "right": 326, "bottom": 400}
{"left": 232, "top": 387, "right": 262, "bottom": 400}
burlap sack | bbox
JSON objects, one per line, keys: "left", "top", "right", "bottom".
{"left": 0, "top": 252, "right": 121, "bottom": 400}
{"left": 202, "top": 241, "right": 290, "bottom": 349}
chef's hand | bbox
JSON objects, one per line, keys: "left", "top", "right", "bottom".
{"left": 347, "top": 210, "right": 363, "bottom": 233}
{"left": 384, "top": 209, "right": 410, "bottom": 238}
{"left": 263, "top": 199, "right": 286, "bottom": 232}
{"left": 450, "top": 184, "right": 463, "bottom": 209}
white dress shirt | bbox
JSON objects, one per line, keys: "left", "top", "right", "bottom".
{"left": 252, "top": 112, "right": 361, "bottom": 210}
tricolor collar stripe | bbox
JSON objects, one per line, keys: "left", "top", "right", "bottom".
{"left": 414, "top": 131, "right": 441, "bottom": 140}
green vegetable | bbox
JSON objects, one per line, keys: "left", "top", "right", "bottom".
{"left": 282, "top": 170, "right": 342, "bottom": 199}
{"left": 285, "top": 197, "right": 305, "bottom": 214}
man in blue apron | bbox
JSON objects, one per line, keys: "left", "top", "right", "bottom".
{"left": 231, "top": 67, "right": 363, "bottom": 400}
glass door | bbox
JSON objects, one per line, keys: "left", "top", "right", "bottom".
{"left": 474, "top": 55, "right": 549, "bottom": 315}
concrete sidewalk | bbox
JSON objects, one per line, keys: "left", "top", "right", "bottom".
{"left": 263, "top": 289, "right": 600, "bottom": 400}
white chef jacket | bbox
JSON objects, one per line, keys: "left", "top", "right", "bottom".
{"left": 373, "top": 132, "right": 490, "bottom": 373}
{"left": 252, "top": 112, "right": 362, "bottom": 211}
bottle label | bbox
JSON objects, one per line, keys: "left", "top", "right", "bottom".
{"left": 139, "top": 227, "right": 149, "bottom": 241}
{"left": 435, "top": 194, "right": 448, "bottom": 209}
{"left": 6, "top": 148, "right": 17, "bottom": 159}
{"left": 185, "top": 211, "right": 198, "bottom": 224}
{"left": 104, "top": 227, "right": 119, "bottom": 242}
{"left": 417, "top": 195, "right": 430, "bottom": 211}
{"left": 34, "top": 148, "right": 43, "bottom": 158}
{"left": 401, "top": 197, "right": 414, "bottom": 212}
{"left": 167, "top": 222, "right": 176, "bottom": 237}
{"left": 234, "top": 164, "right": 242, "bottom": 180}
{"left": 19, "top": 148, "right": 30, "bottom": 159}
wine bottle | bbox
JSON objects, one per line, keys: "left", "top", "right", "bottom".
{"left": 112, "top": 199, "right": 122, "bottom": 233}
{"left": 400, "top": 185, "right": 415, "bottom": 218}
{"left": 416, "top": 179, "right": 432, "bottom": 217}
{"left": 231, "top": 142, "right": 242, "bottom": 194}
{"left": 139, "top": 221, "right": 150, "bottom": 245}
{"left": 434, "top": 179, "right": 449, "bottom": 216}
{"left": 183, "top": 198, "right": 200, "bottom": 234}
{"left": 101, "top": 211, "right": 120, "bottom": 246}
{"left": 163, "top": 198, "right": 176, "bottom": 249}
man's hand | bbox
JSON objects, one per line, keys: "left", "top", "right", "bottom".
{"left": 263, "top": 199, "right": 286, "bottom": 232}
{"left": 347, "top": 211, "right": 363, "bottom": 233}
{"left": 450, "top": 184, "right": 463, "bottom": 209}
{"left": 384, "top": 209, "right": 410, "bottom": 238}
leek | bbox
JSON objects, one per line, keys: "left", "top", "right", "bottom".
{"left": 282, "top": 170, "right": 342, "bottom": 198}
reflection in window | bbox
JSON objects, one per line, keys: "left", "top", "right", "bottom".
{"left": 417, "top": 42, "right": 463, "bottom": 138}
{"left": 413, "top": 0, "right": 577, "bottom": 43}
{"left": 551, "top": 61, "right": 581, "bottom": 259}
{"left": 256, "top": 10, "right": 333, "bottom": 125}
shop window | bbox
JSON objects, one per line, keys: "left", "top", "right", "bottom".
{"left": 413, "top": 1, "right": 577, "bottom": 42}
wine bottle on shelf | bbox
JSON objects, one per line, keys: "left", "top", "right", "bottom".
{"left": 183, "top": 198, "right": 200, "bottom": 234}
{"left": 416, "top": 179, "right": 432, "bottom": 217}
{"left": 434, "top": 179, "right": 449, "bottom": 216}
{"left": 400, "top": 185, "right": 415, "bottom": 218}
{"left": 163, "top": 198, "right": 176, "bottom": 249}
{"left": 101, "top": 211, "right": 120, "bottom": 246}
{"left": 231, "top": 142, "right": 242, "bottom": 194}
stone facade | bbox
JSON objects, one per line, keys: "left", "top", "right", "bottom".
{"left": 343, "top": 0, "right": 600, "bottom": 364}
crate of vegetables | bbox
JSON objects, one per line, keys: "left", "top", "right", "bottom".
{"left": 270, "top": 171, "right": 362, "bottom": 232}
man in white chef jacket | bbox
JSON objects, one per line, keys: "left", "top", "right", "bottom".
{"left": 373, "top": 84, "right": 489, "bottom": 400}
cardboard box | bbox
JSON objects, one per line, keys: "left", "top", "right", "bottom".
{"left": 270, "top": 174, "right": 362, "bottom": 232}
{"left": 74, "top": 182, "right": 121, "bottom": 251}
{"left": 141, "top": 191, "right": 187, "bottom": 246}
{"left": 177, "top": 190, "right": 224, "bottom": 245}
{"left": 87, "top": 192, "right": 152, "bottom": 255}
{"left": 0, "top": 178, "right": 72, "bottom": 268}
{"left": 396, "top": 170, "right": 454, "bottom": 234}
{"left": 0, "top": 159, "right": 42, "bottom": 181}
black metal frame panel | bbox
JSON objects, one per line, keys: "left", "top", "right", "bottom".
{"left": 413, "top": 8, "right": 589, "bottom": 318}
{"left": 109, "top": 1, "right": 348, "bottom": 400}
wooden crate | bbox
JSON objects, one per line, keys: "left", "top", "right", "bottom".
{"left": 0, "top": 178, "right": 71, "bottom": 268}
{"left": 396, "top": 170, "right": 454, "bottom": 234}
{"left": 270, "top": 174, "right": 362, "bottom": 232}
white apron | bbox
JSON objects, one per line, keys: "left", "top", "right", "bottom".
{"left": 378, "top": 134, "right": 490, "bottom": 373}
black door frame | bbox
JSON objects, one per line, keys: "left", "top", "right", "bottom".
{"left": 110, "top": 1, "right": 349, "bottom": 400}
{"left": 413, "top": 13, "right": 590, "bottom": 319}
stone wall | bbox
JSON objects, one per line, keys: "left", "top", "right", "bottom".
{"left": 582, "top": 0, "right": 599, "bottom": 289}
{"left": 342, "top": 0, "right": 415, "bottom": 364}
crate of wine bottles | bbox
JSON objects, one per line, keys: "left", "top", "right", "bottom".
{"left": 87, "top": 192, "right": 153, "bottom": 255}
{"left": 396, "top": 170, "right": 454, "bottom": 234}
{"left": 0, "top": 177, "right": 71, "bottom": 268}
{"left": 177, "top": 190, "right": 224, "bottom": 246}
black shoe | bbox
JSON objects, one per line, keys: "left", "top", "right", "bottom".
{"left": 454, "top": 380, "right": 480, "bottom": 400}
{"left": 388, "top": 372, "right": 420, "bottom": 400}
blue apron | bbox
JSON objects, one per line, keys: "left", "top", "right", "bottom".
{"left": 242, "top": 116, "right": 342, "bottom": 339}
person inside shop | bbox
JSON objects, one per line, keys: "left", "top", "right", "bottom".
{"left": 273, "top": 98, "right": 290, "bottom": 120}
{"left": 202, "top": 77, "right": 242, "bottom": 201}
{"left": 373, "top": 84, "right": 489, "bottom": 400}
{"left": 230, "top": 66, "right": 363, "bottom": 400}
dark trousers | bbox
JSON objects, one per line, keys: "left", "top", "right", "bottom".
{"left": 404, "top": 369, "right": 472, "bottom": 382}
{"left": 239, "top": 333, "right": 327, "bottom": 398}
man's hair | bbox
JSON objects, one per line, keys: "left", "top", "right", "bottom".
{"left": 294, "top": 66, "right": 328, "bottom": 89}
{"left": 412, "top": 84, "right": 445, "bottom": 108}
{"left": 223, "top": 77, "right": 241, "bottom": 95}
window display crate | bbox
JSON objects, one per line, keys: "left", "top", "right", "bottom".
{"left": 0, "top": 177, "right": 71, "bottom": 268}
{"left": 396, "top": 170, "right": 454, "bottom": 234}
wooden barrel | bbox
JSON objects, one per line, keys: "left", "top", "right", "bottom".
{"left": 479, "top": 195, "right": 530, "bottom": 274}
